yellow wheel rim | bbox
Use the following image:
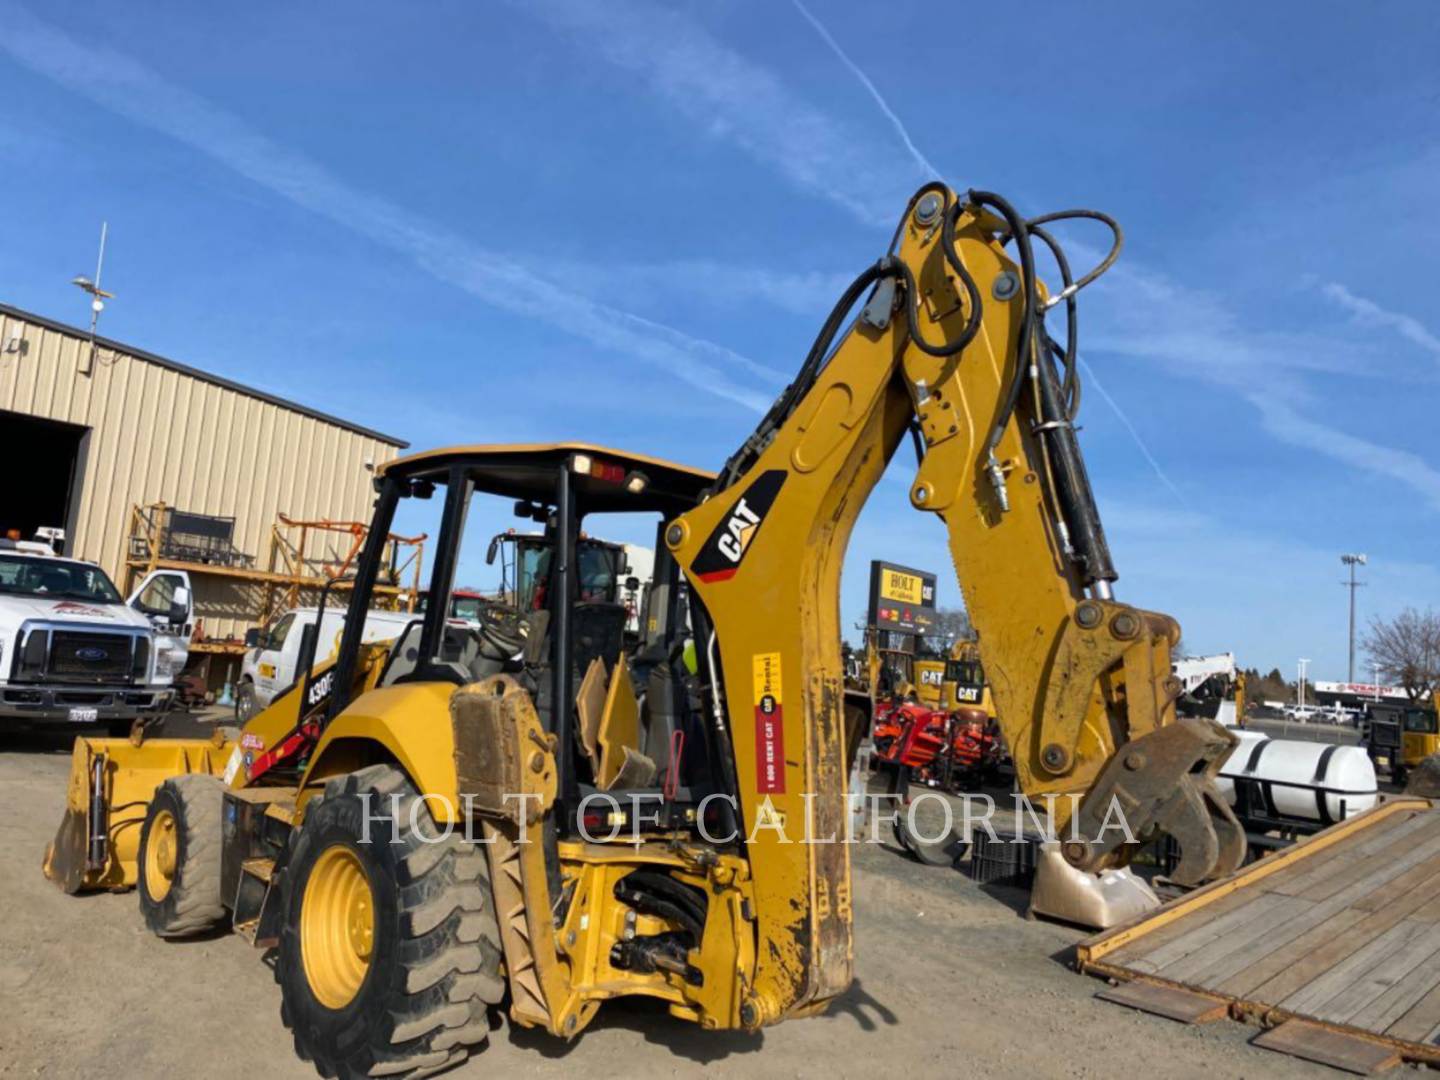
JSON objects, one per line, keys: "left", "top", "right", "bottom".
{"left": 144, "top": 808, "right": 178, "bottom": 902}
{"left": 301, "top": 845, "right": 375, "bottom": 1010}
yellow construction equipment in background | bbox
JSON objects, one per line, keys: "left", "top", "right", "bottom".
{"left": 913, "top": 639, "right": 996, "bottom": 719}
{"left": 45, "top": 184, "right": 1246, "bottom": 1080}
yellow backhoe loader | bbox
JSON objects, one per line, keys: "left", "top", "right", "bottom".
{"left": 914, "top": 639, "right": 996, "bottom": 718}
{"left": 44, "top": 183, "right": 1245, "bottom": 1079}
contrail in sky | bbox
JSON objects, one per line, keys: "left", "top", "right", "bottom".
{"left": 790, "top": 0, "right": 1187, "bottom": 505}
{"left": 787, "top": 0, "right": 942, "bottom": 182}
{"left": 0, "top": 1, "right": 777, "bottom": 412}
{"left": 1079, "top": 357, "right": 1189, "bottom": 508}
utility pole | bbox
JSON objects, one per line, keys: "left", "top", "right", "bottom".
{"left": 1340, "top": 553, "right": 1367, "bottom": 683}
{"left": 1298, "top": 658, "right": 1310, "bottom": 710}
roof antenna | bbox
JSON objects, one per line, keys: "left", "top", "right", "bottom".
{"left": 70, "top": 221, "right": 113, "bottom": 376}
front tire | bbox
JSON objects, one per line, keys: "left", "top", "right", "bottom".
{"left": 277, "top": 764, "right": 504, "bottom": 1080}
{"left": 138, "top": 774, "right": 227, "bottom": 937}
{"left": 235, "top": 680, "right": 258, "bottom": 724}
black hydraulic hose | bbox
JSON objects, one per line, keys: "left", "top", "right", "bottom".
{"left": 718, "top": 185, "right": 987, "bottom": 491}
{"left": 968, "top": 189, "right": 1117, "bottom": 588}
{"left": 1028, "top": 223, "right": 1080, "bottom": 419}
{"left": 1026, "top": 209, "right": 1124, "bottom": 298}
{"left": 908, "top": 421, "right": 926, "bottom": 465}
{"left": 967, "top": 189, "right": 1041, "bottom": 458}
{"left": 716, "top": 257, "right": 900, "bottom": 491}
{"left": 940, "top": 200, "right": 985, "bottom": 341}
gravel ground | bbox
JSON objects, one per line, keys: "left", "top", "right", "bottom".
{"left": 0, "top": 718, "right": 1336, "bottom": 1080}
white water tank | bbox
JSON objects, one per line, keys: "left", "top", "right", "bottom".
{"left": 1216, "top": 731, "right": 1378, "bottom": 825}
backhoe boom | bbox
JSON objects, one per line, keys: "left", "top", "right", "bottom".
{"left": 668, "top": 183, "right": 1244, "bottom": 1023}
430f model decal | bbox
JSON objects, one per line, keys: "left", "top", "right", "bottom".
{"left": 690, "top": 470, "right": 787, "bottom": 583}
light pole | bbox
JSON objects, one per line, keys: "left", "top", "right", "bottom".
{"left": 1298, "top": 658, "right": 1310, "bottom": 713}
{"left": 1340, "top": 553, "right": 1367, "bottom": 683}
{"left": 70, "top": 221, "right": 113, "bottom": 377}
{"left": 1372, "top": 662, "right": 1381, "bottom": 702}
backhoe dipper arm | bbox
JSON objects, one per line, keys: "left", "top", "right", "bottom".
{"left": 666, "top": 185, "right": 1244, "bottom": 1026}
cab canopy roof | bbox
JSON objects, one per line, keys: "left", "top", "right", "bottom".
{"left": 378, "top": 443, "right": 715, "bottom": 514}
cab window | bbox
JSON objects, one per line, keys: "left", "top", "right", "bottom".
{"left": 946, "top": 659, "right": 984, "bottom": 686}
{"left": 135, "top": 574, "right": 177, "bottom": 614}
{"left": 577, "top": 544, "right": 621, "bottom": 603}
{"left": 267, "top": 613, "right": 296, "bottom": 651}
{"left": 452, "top": 596, "right": 484, "bottom": 622}
{"left": 1404, "top": 709, "right": 1438, "bottom": 734}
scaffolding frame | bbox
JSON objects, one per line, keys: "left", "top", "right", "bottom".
{"left": 124, "top": 502, "right": 425, "bottom": 654}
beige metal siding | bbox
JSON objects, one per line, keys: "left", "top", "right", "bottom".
{"left": 0, "top": 309, "right": 405, "bottom": 641}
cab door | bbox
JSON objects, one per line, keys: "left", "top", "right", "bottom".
{"left": 1402, "top": 707, "right": 1440, "bottom": 768}
{"left": 253, "top": 612, "right": 297, "bottom": 705}
{"left": 127, "top": 569, "right": 194, "bottom": 638}
{"left": 127, "top": 570, "right": 195, "bottom": 677}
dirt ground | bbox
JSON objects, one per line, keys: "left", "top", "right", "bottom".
{"left": 0, "top": 723, "right": 1336, "bottom": 1080}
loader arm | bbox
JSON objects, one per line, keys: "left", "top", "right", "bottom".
{"left": 667, "top": 184, "right": 1244, "bottom": 1023}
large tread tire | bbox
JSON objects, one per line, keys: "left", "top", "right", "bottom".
{"left": 138, "top": 773, "right": 227, "bottom": 937}
{"left": 277, "top": 765, "right": 504, "bottom": 1080}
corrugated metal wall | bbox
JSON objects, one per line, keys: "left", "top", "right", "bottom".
{"left": 0, "top": 307, "right": 406, "bottom": 643}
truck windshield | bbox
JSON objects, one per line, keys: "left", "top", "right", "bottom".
{"left": 0, "top": 554, "right": 124, "bottom": 604}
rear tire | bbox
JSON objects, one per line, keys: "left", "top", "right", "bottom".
{"left": 138, "top": 774, "right": 227, "bottom": 937}
{"left": 277, "top": 764, "right": 504, "bottom": 1080}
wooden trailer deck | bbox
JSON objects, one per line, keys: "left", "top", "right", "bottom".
{"left": 1077, "top": 797, "right": 1440, "bottom": 1069}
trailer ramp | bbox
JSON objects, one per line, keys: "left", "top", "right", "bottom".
{"left": 1078, "top": 798, "right": 1440, "bottom": 1069}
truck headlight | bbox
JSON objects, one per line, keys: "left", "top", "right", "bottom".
{"left": 154, "top": 645, "right": 186, "bottom": 684}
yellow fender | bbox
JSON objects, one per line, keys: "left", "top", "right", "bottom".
{"left": 301, "top": 682, "right": 462, "bottom": 822}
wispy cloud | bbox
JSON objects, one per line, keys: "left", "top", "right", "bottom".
{"left": 786, "top": 0, "right": 942, "bottom": 182}
{"left": 1246, "top": 394, "right": 1440, "bottom": 511}
{"left": 549, "top": 258, "right": 852, "bottom": 323}
{"left": 509, "top": 0, "right": 924, "bottom": 225}
{"left": 1082, "top": 256, "right": 1440, "bottom": 510}
{"left": 767, "top": 10, "right": 1189, "bottom": 509}
{"left": 1322, "top": 281, "right": 1440, "bottom": 366}
{"left": 0, "top": 2, "right": 776, "bottom": 412}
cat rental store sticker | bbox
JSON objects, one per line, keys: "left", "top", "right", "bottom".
{"left": 752, "top": 652, "right": 786, "bottom": 794}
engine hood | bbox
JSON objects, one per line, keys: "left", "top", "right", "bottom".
{"left": 0, "top": 596, "right": 152, "bottom": 638}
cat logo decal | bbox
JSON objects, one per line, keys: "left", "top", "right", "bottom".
{"left": 690, "top": 470, "right": 787, "bottom": 583}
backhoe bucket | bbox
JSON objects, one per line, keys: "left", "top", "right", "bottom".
{"left": 42, "top": 735, "right": 234, "bottom": 894}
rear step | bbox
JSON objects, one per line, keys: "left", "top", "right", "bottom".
{"left": 233, "top": 857, "right": 282, "bottom": 947}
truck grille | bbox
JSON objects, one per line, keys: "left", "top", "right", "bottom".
{"left": 46, "top": 631, "right": 137, "bottom": 683}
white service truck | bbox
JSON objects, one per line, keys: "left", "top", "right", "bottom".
{"left": 236, "top": 606, "right": 417, "bottom": 721}
{"left": 0, "top": 537, "right": 193, "bottom": 734}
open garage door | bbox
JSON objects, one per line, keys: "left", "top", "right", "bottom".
{"left": 0, "top": 409, "right": 88, "bottom": 552}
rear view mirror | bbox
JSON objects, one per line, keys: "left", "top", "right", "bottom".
{"left": 625, "top": 577, "right": 640, "bottom": 593}
{"left": 168, "top": 585, "right": 191, "bottom": 626}
{"left": 486, "top": 536, "right": 500, "bottom": 565}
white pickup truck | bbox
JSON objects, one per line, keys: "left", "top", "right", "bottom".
{"left": 0, "top": 538, "right": 193, "bottom": 734}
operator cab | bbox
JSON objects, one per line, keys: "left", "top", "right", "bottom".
{"left": 326, "top": 443, "right": 728, "bottom": 838}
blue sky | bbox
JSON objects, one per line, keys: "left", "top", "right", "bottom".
{"left": 2, "top": 0, "right": 1437, "bottom": 680}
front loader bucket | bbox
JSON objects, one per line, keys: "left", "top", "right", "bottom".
{"left": 43, "top": 735, "right": 234, "bottom": 894}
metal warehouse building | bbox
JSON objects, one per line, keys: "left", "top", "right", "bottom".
{"left": 0, "top": 302, "right": 409, "bottom": 661}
